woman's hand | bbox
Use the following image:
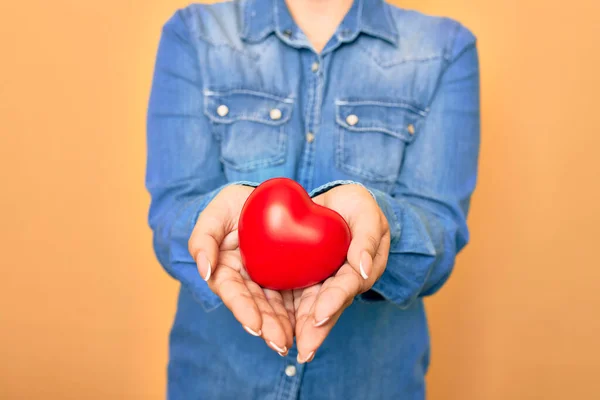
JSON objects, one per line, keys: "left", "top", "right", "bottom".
{"left": 188, "top": 185, "right": 295, "bottom": 356}
{"left": 294, "top": 184, "right": 391, "bottom": 363}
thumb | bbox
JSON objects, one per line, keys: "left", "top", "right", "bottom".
{"left": 188, "top": 198, "right": 233, "bottom": 281}
{"left": 345, "top": 216, "right": 380, "bottom": 281}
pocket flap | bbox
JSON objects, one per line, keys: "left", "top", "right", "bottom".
{"left": 204, "top": 89, "right": 294, "bottom": 125}
{"left": 335, "top": 99, "right": 427, "bottom": 142}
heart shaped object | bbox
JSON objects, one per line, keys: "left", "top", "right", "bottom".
{"left": 238, "top": 178, "right": 351, "bottom": 290}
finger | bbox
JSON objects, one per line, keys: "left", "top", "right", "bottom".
{"left": 311, "top": 264, "right": 363, "bottom": 326}
{"left": 245, "top": 280, "right": 290, "bottom": 356}
{"left": 372, "top": 229, "right": 391, "bottom": 281}
{"left": 209, "top": 266, "right": 263, "bottom": 337}
{"left": 296, "top": 307, "right": 344, "bottom": 364}
{"left": 293, "top": 284, "right": 322, "bottom": 338}
{"left": 264, "top": 289, "right": 294, "bottom": 350}
{"left": 189, "top": 202, "right": 232, "bottom": 281}
{"left": 215, "top": 249, "right": 244, "bottom": 273}
{"left": 294, "top": 278, "right": 346, "bottom": 363}
{"left": 220, "top": 229, "right": 239, "bottom": 251}
{"left": 281, "top": 290, "right": 296, "bottom": 333}
{"left": 345, "top": 212, "right": 385, "bottom": 280}
{"left": 293, "top": 282, "right": 327, "bottom": 363}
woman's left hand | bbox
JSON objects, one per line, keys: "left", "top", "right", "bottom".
{"left": 292, "top": 184, "right": 391, "bottom": 363}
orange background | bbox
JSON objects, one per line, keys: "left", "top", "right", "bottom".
{"left": 1, "top": 0, "right": 599, "bottom": 399}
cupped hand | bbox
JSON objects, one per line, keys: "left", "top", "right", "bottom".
{"left": 188, "top": 185, "right": 295, "bottom": 356}
{"left": 294, "top": 184, "right": 391, "bottom": 363}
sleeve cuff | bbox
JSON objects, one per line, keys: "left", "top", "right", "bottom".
{"left": 168, "top": 180, "right": 259, "bottom": 312}
{"left": 309, "top": 179, "right": 376, "bottom": 200}
{"left": 359, "top": 188, "right": 437, "bottom": 307}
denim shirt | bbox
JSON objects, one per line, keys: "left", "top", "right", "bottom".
{"left": 146, "top": 0, "right": 480, "bottom": 398}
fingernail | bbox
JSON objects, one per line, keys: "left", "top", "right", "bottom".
{"left": 359, "top": 258, "right": 369, "bottom": 280}
{"left": 269, "top": 341, "right": 287, "bottom": 353}
{"left": 243, "top": 325, "right": 262, "bottom": 337}
{"left": 196, "top": 252, "right": 212, "bottom": 281}
{"left": 204, "top": 259, "right": 212, "bottom": 281}
{"left": 314, "top": 316, "right": 330, "bottom": 327}
{"left": 277, "top": 351, "right": 288, "bottom": 357}
{"left": 297, "top": 351, "right": 314, "bottom": 364}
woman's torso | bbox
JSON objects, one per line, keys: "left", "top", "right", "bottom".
{"left": 168, "top": 0, "right": 464, "bottom": 398}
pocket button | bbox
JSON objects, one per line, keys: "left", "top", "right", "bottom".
{"left": 217, "top": 104, "right": 229, "bottom": 117}
{"left": 407, "top": 124, "right": 415, "bottom": 135}
{"left": 346, "top": 114, "right": 359, "bottom": 126}
{"left": 270, "top": 108, "right": 282, "bottom": 121}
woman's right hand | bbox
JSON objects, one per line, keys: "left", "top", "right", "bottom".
{"left": 188, "top": 185, "right": 295, "bottom": 356}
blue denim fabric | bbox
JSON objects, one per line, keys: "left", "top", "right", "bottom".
{"left": 146, "top": 0, "right": 480, "bottom": 398}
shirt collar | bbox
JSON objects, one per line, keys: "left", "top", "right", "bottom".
{"left": 240, "top": 0, "right": 398, "bottom": 46}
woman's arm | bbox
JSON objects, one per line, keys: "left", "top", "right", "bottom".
{"left": 368, "top": 25, "right": 480, "bottom": 308}
{"left": 146, "top": 9, "right": 247, "bottom": 311}
{"left": 307, "top": 23, "right": 480, "bottom": 309}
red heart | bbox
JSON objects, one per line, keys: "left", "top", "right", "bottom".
{"left": 238, "top": 178, "right": 351, "bottom": 290}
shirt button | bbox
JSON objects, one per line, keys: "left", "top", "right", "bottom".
{"left": 285, "top": 365, "right": 297, "bottom": 377}
{"left": 407, "top": 124, "right": 415, "bottom": 135}
{"left": 270, "top": 108, "right": 282, "bottom": 120}
{"left": 346, "top": 114, "right": 359, "bottom": 126}
{"left": 306, "top": 132, "right": 315, "bottom": 143}
{"left": 216, "top": 104, "right": 229, "bottom": 117}
{"left": 311, "top": 61, "right": 319, "bottom": 72}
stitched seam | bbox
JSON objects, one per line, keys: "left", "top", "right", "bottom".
{"left": 356, "top": 0, "right": 364, "bottom": 34}
{"left": 273, "top": 0, "right": 283, "bottom": 35}
{"left": 204, "top": 113, "right": 292, "bottom": 125}
{"left": 189, "top": 4, "right": 260, "bottom": 60}
{"left": 382, "top": 3, "right": 399, "bottom": 43}
{"left": 220, "top": 154, "right": 286, "bottom": 172}
{"left": 240, "top": 0, "right": 250, "bottom": 39}
{"left": 204, "top": 89, "right": 295, "bottom": 102}
{"left": 335, "top": 120, "right": 345, "bottom": 179}
{"left": 195, "top": 30, "right": 260, "bottom": 59}
{"left": 360, "top": 26, "right": 397, "bottom": 45}
{"left": 444, "top": 19, "right": 463, "bottom": 62}
{"left": 356, "top": 41, "right": 442, "bottom": 69}
{"left": 308, "top": 57, "right": 326, "bottom": 188}
{"left": 335, "top": 119, "right": 411, "bottom": 141}
{"left": 335, "top": 99, "right": 428, "bottom": 116}
{"left": 277, "top": 123, "right": 287, "bottom": 165}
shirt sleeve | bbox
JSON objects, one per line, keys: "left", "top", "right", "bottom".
{"left": 312, "top": 24, "right": 480, "bottom": 309}
{"left": 145, "top": 8, "right": 257, "bottom": 311}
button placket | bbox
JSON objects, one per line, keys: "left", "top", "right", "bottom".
{"left": 297, "top": 53, "right": 324, "bottom": 190}
{"left": 274, "top": 349, "right": 305, "bottom": 400}
{"left": 285, "top": 365, "right": 297, "bottom": 377}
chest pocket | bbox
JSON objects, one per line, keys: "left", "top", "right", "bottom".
{"left": 204, "top": 90, "right": 294, "bottom": 172}
{"left": 335, "top": 100, "right": 427, "bottom": 183}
